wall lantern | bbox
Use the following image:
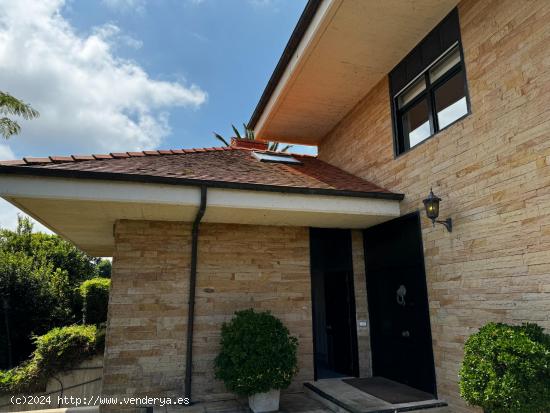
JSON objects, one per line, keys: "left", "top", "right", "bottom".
{"left": 423, "top": 188, "right": 452, "bottom": 232}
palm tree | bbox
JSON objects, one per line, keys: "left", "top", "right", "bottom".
{"left": 214, "top": 123, "right": 292, "bottom": 152}
{"left": 0, "top": 92, "right": 39, "bottom": 139}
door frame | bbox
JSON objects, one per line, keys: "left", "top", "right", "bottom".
{"left": 309, "top": 228, "right": 360, "bottom": 381}
{"left": 363, "top": 211, "right": 438, "bottom": 396}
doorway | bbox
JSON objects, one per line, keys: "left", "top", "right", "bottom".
{"left": 310, "top": 228, "right": 359, "bottom": 380}
{"left": 363, "top": 212, "right": 436, "bottom": 395}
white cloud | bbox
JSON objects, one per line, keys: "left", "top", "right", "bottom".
{"left": 0, "top": 0, "right": 207, "bottom": 156}
{"left": 248, "top": 0, "right": 279, "bottom": 8}
{"left": 0, "top": 144, "right": 15, "bottom": 160}
{"left": 93, "top": 23, "right": 143, "bottom": 49}
{"left": 0, "top": 0, "right": 207, "bottom": 233}
{"left": 101, "top": 0, "right": 146, "bottom": 14}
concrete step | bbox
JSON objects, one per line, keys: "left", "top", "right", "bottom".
{"left": 303, "top": 379, "right": 448, "bottom": 413}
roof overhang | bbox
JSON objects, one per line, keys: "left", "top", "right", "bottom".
{"left": 0, "top": 174, "right": 401, "bottom": 256}
{"left": 249, "top": 0, "right": 458, "bottom": 145}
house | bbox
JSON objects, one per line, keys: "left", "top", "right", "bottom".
{"left": 0, "top": 0, "right": 548, "bottom": 412}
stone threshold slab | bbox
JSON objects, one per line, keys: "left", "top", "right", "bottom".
{"left": 304, "top": 379, "right": 448, "bottom": 413}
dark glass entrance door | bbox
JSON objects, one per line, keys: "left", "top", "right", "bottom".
{"left": 363, "top": 212, "right": 436, "bottom": 395}
{"left": 310, "top": 228, "right": 359, "bottom": 379}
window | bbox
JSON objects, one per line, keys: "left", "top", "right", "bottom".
{"left": 389, "top": 9, "right": 470, "bottom": 156}
{"left": 252, "top": 151, "right": 301, "bottom": 164}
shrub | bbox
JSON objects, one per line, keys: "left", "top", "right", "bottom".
{"left": 459, "top": 322, "right": 550, "bottom": 413}
{"left": 0, "top": 217, "right": 103, "bottom": 368}
{"left": 214, "top": 309, "right": 298, "bottom": 397}
{"left": 0, "top": 324, "right": 105, "bottom": 394}
{"left": 79, "top": 278, "right": 110, "bottom": 325}
{"left": 97, "top": 259, "right": 112, "bottom": 278}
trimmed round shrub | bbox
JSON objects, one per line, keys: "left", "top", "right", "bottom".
{"left": 214, "top": 309, "right": 298, "bottom": 396}
{"left": 79, "top": 277, "right": 110, "bottom": 324}
{"left": 0, "top": 324, "right": 105, "bottom": 394}
{"left": 459, "top": 322, "right": 550, "bottom": 413}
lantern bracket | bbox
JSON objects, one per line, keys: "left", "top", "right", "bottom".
{"left": 433, "top": 218, "right": 452, "bottom": 233}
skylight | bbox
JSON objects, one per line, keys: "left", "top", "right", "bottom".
{"left": 252, "top": 152, "right": 302, "bottom": 164}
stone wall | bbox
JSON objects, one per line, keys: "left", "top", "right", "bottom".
{"left": 102, "top": 220, "right": 313, "bottom": 406}
{"left": 0, "top": 356, "right": 103, "bottom": 412}
{"left": 318, "top": 0, "right": 550, "bottom": 411}
{"left": 193, "top": 223, "right": 312, "bottom": 399}
{"left": 351, "top": 230, "right": 372, "bottom": 377}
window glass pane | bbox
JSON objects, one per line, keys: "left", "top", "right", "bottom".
{"left": 429, "top": 46, "right": 461, "bottom": 83}
{"left": 401, "top": 98, "right": 431, "bottom": 148}
{"left": 434, "top": 69, "right": 468, "bottom": 129}
{"left": 398, "top": 77, "right": 426, "bottom": 108}
{"left": 252, "top": 152, "right": 301, "bottom": 164}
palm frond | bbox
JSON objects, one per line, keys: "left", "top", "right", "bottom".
{"left": 243, "top": 123, "right": 255, "bottom": 140}
{"left": 231, "top": 124, "right": 242, "bottom": 139}
{"left": 0, "top": 117, "right": 21, "bottom": 139}
{"left": 0, "top": 92, "right": 39, "bottom": 120}
{"left": 213, "top": 132, "right": 230, "bottom": 147}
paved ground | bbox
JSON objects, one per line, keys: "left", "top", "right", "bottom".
{"left": 17, "top": 394, "right": 331, "bottom": 413}
{"left": 18, "top": 392, "right": 452, "bottom": 413}
{"left": 174, "top": 393, "right": 332, "bottom": 412}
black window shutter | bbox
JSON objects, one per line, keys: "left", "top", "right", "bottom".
{"left": 389, "top": 8, "right": 459, "bottom": 97}
{"left": 421, "top": 30, "right": 441, "bottom": 70}
{"left": 439, "top": 9, "right": 460, "bottom": 52}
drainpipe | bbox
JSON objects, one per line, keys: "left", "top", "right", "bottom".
{"left": 184, "top": 186, "right": 207, "bottom": 401}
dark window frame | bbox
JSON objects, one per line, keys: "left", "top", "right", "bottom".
{"left": 389, "top": 9, "right": 471, "bottom": 158}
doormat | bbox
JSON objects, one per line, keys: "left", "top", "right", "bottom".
{"left": 342, "top": 376, "right": 434, "bottom": 404}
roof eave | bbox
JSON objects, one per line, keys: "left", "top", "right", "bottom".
{"left": 247, "top": 0, "right": 323, "bottom": 131}
{"left": 0, "top": 165, "right": 405, "bottom": 201}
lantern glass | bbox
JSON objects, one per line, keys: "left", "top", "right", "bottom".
{"left": 423, "top": 189, "right": 441, "bottom": 221}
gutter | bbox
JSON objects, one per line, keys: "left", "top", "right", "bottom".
{"left": 247, "top": 0, "right": 322, "bottom": 130}
{"left": 0, "top": 166, "right": 405, "bottom": 201}
{"left": 184, "top": 186, "right": 207, "bottom": 401}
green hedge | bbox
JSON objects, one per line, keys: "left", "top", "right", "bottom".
{"left": 214, "top": 309, "right": 298, "bottom": 396}
{"left": 459, "top": 322, "right": 550, "bottom": 413}
{"left": 0, "top": 324, "right": 105, "bottom": 394}
{"left": 79, "top": 277, "right": 110, "bottom": 325}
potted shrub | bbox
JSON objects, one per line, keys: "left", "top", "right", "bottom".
{"left": 459, "top": 322, "right": 550, "bottom": 413}
{"left": 214, "top": 309, "right": 298, "bottom": 413}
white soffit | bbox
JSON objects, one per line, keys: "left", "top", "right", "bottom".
{"left": 0, "top": 175, "right": 400, "bottom": 256}
{"left": 253, "top": 0, "right": 458, "bottom": 144}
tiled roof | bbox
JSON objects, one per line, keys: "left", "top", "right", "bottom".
{"left": 0, "top": 146, "right": 403, "bottom": 199}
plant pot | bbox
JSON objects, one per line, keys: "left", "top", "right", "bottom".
{"left": 248, "top": 389, "right": 280, "bottom": 413}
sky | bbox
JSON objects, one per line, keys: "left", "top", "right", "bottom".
{"left": 0, "top": 0, "right": 310, "bottom": 231}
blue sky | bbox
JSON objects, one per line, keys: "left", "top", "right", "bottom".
{"left": 0, "top": 0, "right": 310, "bottom": 229}
{"left": 67, "top": 0, "right": 309, "bottom": 151}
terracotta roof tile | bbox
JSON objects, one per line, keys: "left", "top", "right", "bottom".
{"left": 110, "top": 153, "right": 130, "bottom": 158}
{"left": 0, "top": 159, "right": 26, "bottom": 166}
{"left": 0, "top": 147, "right": 402, "bottom": 199}
{"left": 72, "top": 155, "right": 95, "bottom": 161}
{"left": 24, "top": 157, "right": 51, "bottom": 164}
{"left": 50, "top": 156, "right": 74, "bottom": 163}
